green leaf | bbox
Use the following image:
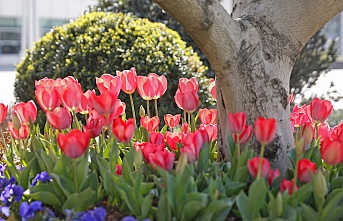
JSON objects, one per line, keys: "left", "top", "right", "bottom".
{"left": 233, "top": 166, "right": 249, "bottom": 182}
{"left": 51, "top": 174, "right": 74, "bottom": 197}
{"left": 236, "top": 191, "right": 252, "bottom": 220}
{"left": 19, "top": 156, "right": 36, "bottom": 190}
{"left": 196, "top": 198, "right": 234, "bottom": 221}
{"left": 311, "top": 146, "right": 322, "bottom": 168}
{"left": 79, "top": 172, "right": 98, "bottom": 194}
{"left": 140, "top": 193, "right": 153, "bottom": 219}
{"left": 330, "top": 176, "right": 343, "bottom": 190}
{"left": 291, "top": 183, "right": 312, "bottom": 206}
{"left": 62, "top": 188, "right": 96, "bottom": 212}
{"left": 157, "top": 190, "right": 172, "bottom": 221}
{"left": 226, "top": 134, "right": 236, "bottom": 162}
{"left": 288, "top": 148, "right": 296, "bottom": 168}
{"left": 29, "top": 191, "right": 62, "bottom": 207}
{"left": 197, "top": 144, "right": 209, "bottom": 173}
{"left": 181, "top": 201, "right": 205, "bottom": 221}
{"left": 225, "top": 181, "right": 246, "bottom": 196}
{"left": 321, "top": 189, "right": 343, "bottom": 220}
{"left": 76, "top": 154, "right": 89, "bottom": 188}
{"left": 249, "top": 178, "right": 267, "bottom": 217}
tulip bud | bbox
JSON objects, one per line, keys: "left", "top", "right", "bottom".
{"left": 276, "top": 192, "right": 283, "bottom": 217}
{"left": 313, "top": 170, "right": 327, "bottom": 199}
{"left": 295, "top": 136, "right": 306, "bottom": 156}
{"left": 139, "top": 105, "right": 145, "bottom": 117}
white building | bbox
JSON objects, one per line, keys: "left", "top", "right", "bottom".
{"left": 0, "top": 0, "right": 97, "bottom": 70}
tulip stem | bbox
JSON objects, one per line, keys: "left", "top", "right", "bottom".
{"left": 257, "top": 143, "right": 266, "bottom": 179}
{"left": 183, "top": 111, "right": 186, "bottom": 124}
{"left": 0, "top": 125, "right": 7, "bottom": 149}
{"left": 129, "top": 93, "right": 137, "bottom": 126}
{"left": 154, "top": 99, "right": 159, "bottom": 117}
{"left": 146, "top": 100, "right": 150, "bottom": 117}
{"left": 293, "top": 154, "right": 300, "bottom": 193}
{"left": 188, "top": 112, "right": 191, "bottom": 127}
{"left": 235, "top": 134, "right": 241, "bottom": 166}
{"left": 73, "top": 159, "right": 78, "bottom": 193}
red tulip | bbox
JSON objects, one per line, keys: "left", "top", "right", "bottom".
{"left": 111, "top": 117, "right": 135, "bottom": 143}
{"left": 298, "top": 159, "right": 316, "bottom": 183}
{"left": 181, "top": 122, "right": 190, "bottom": 134}
{"left": 0, "top": 103, "right": 8, "bottom": 124}
{"left": 174, "top": 89, "right": 199, "bottom": 113}
{"left": 280, "top": 179, "right": 297, "bottom": 195}
{"left": 247, "top": 157, "right": 270, "bottom": 178}
{"left": 268, "top": 169, "right": 280, "bottom": 185}
{"left": 12, "top": 100, "right": 37, "bottom": 125}
{"left": 209, "top": 78, "right": 216, "bottom": 101}
{"left": 164, "top": 131, "right": 182, "bottom": 151}
{"left": 254, "top": 117, "right": 277, "bottom": 144}
{"left": 149, "top": 149, "right": 175, "bottom": 171}
{"left": 90, "top": 91, "right": 118, "bottom": 116}
{"left": 233, "top": 125, "right": 252, "bottom": 145}
{"left": 116, "top": 67, "right": 137, "bottom": 94}
{"left": 198, "top": 108, "right": 217, "bottom": 125}
{"left": 57, "top": 129, "right": 90, "bottom": 158}
{"left": 46, "top": 107, "right": 72, "bottom": 130}
{"left": 59, "top": 77, "right": 83, "bottom": 112}
{"left": 178, "top": 77, "right": 198, "bottom": 92}
{"left": 150, "top": 132, "right": 164, "bottom": 145}
{"left": 115, "top": 164, "right": 122, "bottom": 176}
{"left": 96, "top": 74, "right": 122, "bottom": 98}
{"left": 137, "top": 73, "right": 167, "bottom": 100}
{"left": 164, "top": 114, "right": 181, "bottom": 128}
{"left": 181, "top": 129, "right": 209, "bottom": 163}
{"left": 320, "top": 137, "right": 343, "bottom": 165}
{"left": 318, "top": 122, "right": 330, "bottom": 142}
{"left": 83, "top": 110, "right": 105, "bottom": 138}
{"left": 140, "top": 116, "right": 160, "bottom": 132}
{"left": 8, "top": 122, "right": 29, "bottom": 140}
{"left": 228, "top": 112, "right": 246, "bottom": 134}
{"left": 308, "top": 98, "right": 333, "bottom": 124}
{"left": 35, "top": 86, "right": 60, "bottom": 112}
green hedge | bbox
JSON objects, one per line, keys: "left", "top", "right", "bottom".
{"left": 15, "top": 12, "right": 213, "bottom": 122}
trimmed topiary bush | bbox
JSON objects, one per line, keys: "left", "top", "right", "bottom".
{"left": 15, "top": 11, "right": 212, "bottom": 122}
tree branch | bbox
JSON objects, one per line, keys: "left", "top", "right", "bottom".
{"left": 232, "top": 0, "right": 343, "bottom": 46}
{"left": 153, "top": 0, "right": 241, "bottom": 70}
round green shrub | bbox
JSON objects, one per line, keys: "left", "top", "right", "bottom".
{"left": 15, "top": 12, "right": 213, "bottom": 122}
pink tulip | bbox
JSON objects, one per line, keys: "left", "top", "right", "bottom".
{"left": 116, "top": 67, "right": 137, "bottom": 94}
{"left": 0, "top": 103, "right": 8, "bottom": 124}
{"left": 90, "top": 91, "right": 119, "bottom": 116}
{"left": 12, "top": 100, "right": 37, "bottom": 125}
{"left": 35, "top": 86, "right": 60, "bottom": 112}
{"left": 199, "top": 124, "right": 218, "bottom": 141}
{"left": 46, "top": 107, "right": 72, "bottom": 130}
{"left": 198, "top": 108, "right": 217, "bottom": 125}
{"left": 280, "top": 179, "right": 297, "bottom": 195}
{"left": 149, "top": 149, "right": 175, "bottom": 171}
{"left": 320, "top": 137, "right": 343, "bottom": 165}
{"left": 8, "top": 122, "right": 29, "bottom": 140}
{"left": 164, "top": 131, "right": 183, "bottom": 151}
{"left": 164, "top": 114, "right": 181, "bottom": 128}
{"left": 178, "top": 77, "right": 198, "bottom": 92}
{"left": 59, "top": 77, "right": 83, "bottom": 112}
{"left": 150, "top": 132, "right": 164, "bottom": 145}
{"left": 233, "top": 125, "right": 252, "bottom": 145}
{"left": 96, "top": 74, "right": 122, "bottom": 98}
{"left": 137, "top": 73, "right": 167, "bottom": 100}
{"left": 140, "top": 116, "right": 160, "bottom": 132}
{"left": 83, "top": 110, "right": 105, "bottom": 138}
{"left": 174, "top": 89, "right": 199, "bottom": 113}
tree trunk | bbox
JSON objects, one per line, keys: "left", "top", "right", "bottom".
{"left": 153, "top": 0, "right": 343, "bottom": 173}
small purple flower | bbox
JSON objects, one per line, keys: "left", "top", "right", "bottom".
{"left": 20, "top": 201, "right": 43, "bottom": 220}
{"left": 0, "top": 176, "right": 17, "bottom": 190}
{"left": 121, "top": 216, "right": 150, "bottom": 221}
{"left": 79, "top": 207, "right": 107, "bottom": 221}
{"left": 31, "top": 172, "right": 52, "bottom": 186}
{"left": 16, "top": 165, "right": 25, "bottom": 171}
{"left": 0, "top": 165, "right": 5, "bottom": 177}
{"left": 0, "top": 206, "right": 10, "bottom": 217}
{"left": 0, "top": 184, "right": 24, "bottom": 206}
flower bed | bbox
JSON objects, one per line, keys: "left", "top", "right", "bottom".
{"left": 0, "top": 68, "right": 342, "bottom": 220}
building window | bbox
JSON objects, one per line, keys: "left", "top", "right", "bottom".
{"left": 0, "top": 18, "right": 21, "bottom": 55}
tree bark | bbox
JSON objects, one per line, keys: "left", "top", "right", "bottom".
{"left": 154, "top": 0, "right": 343, "bottom": 173}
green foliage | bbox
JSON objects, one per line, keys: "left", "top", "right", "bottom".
{"left": 291, "top": 30, "right": 337, "bottom": 97}
{"left": 15, "top": 11, "right": 212, "bottom": 121}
